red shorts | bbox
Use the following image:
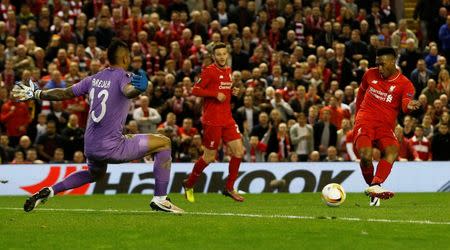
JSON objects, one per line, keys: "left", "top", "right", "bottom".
{"left": 353, "top": 121, "right": 399, "bottom": 155}
{"left": 202, "top": 123, "right": 242, "bottom": 150}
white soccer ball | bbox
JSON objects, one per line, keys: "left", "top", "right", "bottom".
{"left": 321, "top": 183, "right": 346, "bottom": 207}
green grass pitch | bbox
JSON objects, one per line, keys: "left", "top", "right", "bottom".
{"left": 1, "top": 193, "right": 449, "bottom": 249}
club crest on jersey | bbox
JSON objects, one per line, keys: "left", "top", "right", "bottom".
{"left": 219, "top": 75, "right": 224, "bottom": 79}
{"left": 371, "top": 80, "right": 378, "bottom": 84}
{"left": 389, "top": 85, "right": 396, "bottom": 93}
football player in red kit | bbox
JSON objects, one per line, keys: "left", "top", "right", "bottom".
{"left": 354, "top": 47, "right": 420, "bottom": 205}
{"left": 183, "top": 43, "right": 245, "bottom": 202}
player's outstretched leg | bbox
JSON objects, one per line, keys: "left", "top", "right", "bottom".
{"left": 24, "top": 164, "right": 103, "bottom": 212}
{"left": 223, "top": 139, "right": 244, "bottom": 202}
{"left": 150, "top": 149, "right": 183, "bottom": 213}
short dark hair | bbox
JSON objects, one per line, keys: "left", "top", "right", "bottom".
{"left": 107, "top": 39, "right": 129, "bottom": 65}
{"left": 212, "top": 42, "right": 227, "bottom": 53}
{"left": 376, "top": 47, "right": 397, "bottom": 58}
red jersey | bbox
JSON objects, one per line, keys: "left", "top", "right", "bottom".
{"left": 409, "top": 136, "right": 432, "bottom": 161}
{"left": 355, "top": 68, "right": 415, "bottom": 129}
{"left": 193, "top": 64, "right": 234, "bottom": 126}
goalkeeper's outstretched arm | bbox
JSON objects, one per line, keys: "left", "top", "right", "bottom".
{"left": 12, "top": 80, "right": 76, "bottom": 102}
{"left": 39, "top": 86, "right": 76, "bottom": 101}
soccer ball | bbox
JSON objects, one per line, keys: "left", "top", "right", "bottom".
{"left": 321, "top": 183, "right": 346, "bottom": 207}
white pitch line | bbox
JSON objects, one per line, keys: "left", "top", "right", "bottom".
{"left": 1, "top": 207, "right": 450, "bottom": 226}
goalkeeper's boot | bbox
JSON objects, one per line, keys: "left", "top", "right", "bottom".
{"left": 223, "top": 189, "right": 245, "bottom": 202}
{"left": 365, "top": 184, "right": 394, "bottom": 200}
{"left": 150, "top": 197, "right": 184, "bottom": 214}
{"left": 24, "top": 187, "right": 54, "bottom": 212}
{"left": 182, "top": 179, "right": 195, "bottom": 203}
{"left": 369, "top": 196, "right": 380, "bottom": 207}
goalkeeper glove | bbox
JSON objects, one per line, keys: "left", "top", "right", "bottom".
{"left": 11, "top": 80, "right": 42, "bottom": 101}
{"left": 131, "top": 71, "right": 148, "bottom": 92}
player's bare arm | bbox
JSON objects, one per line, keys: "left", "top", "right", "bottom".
{"left": 123, "top": 83, "right": 142, "bottom": 99}
{"left": 40, "top": 87, "right": 76, "bottom": 100}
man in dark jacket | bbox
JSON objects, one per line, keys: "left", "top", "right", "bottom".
{"left": 313, "top": 108, "right": 337, "bottom": 158}
{"left": 432, "top": 123, "right": 450, "bottom": 161}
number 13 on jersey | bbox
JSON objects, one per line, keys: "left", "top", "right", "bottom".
{"left": 89, "top": 88, "right": 109, "bottom": 123}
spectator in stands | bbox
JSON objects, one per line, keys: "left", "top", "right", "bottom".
{"left": 324, "top": 146, "right": 343, "bottom": 162}
{"left": 126, "top": 120, "right": 140, "bottom": 134}
{"left": 251, "top": 112, "right": 270, "bottom": 140}
{"left": 438, "top": 15, "right": 450, "bottom": 61}
{"left": 271, "top": 89, "right": 294, "bottom": 122}
{"left": 133, "top": 95, "right": 161, "bottom": 133}
{"left": 313, "top": 108, "right": 337, "bottom": 158}
{"left": 308, "top": 150, "right": 320, "bottom": 162}
{"left": 61, "top": 114, "right": 84, "bottom": 161}
{"left": 72, "top": 150, "right": 85, "bottom": 163}
{"left": 15, "top": 135, "right": 32, "bottom": 156}
{"left": 395, "top": 125, "right": 420, "bottom": 161}
{"left": 422, "top": 79, "right": 442, "bottom": 105}
{"left": 402, "top": 115, "right": 415, "bottom": 139}
{"left": 424, "top": 45, "right": 439, "bottom": 71}
{"left": 50, "top": 148, "right": 67, "bottom": 164}
{"left": 327, "top": 43, "right": 354, "bottom": 89}
{"left": 410, "top": 59, "right": 433, "bottom": 98}
{"left": 289, "top": 113, "right": 313, "bottom": 162}
{"left": 398, "top": 38, "right": 422, "bottom": 79}
{"left": 0, "top": 95, "right": 30, "bottom": 147}
{"left": 391, "top": 19, "right": 418, "bottom": 51}
{"left": 410, "top": 125, "right": 432, "bottom": 161}
{"left": 266, "top": 122, "right": 291, "bottom": 162}
{"left": 235, "top": 95, "right": 260, "bottom": 133}
{"left": 95, "top": 15, "right": 115, "bottom": 49}
{"left": 26, "top": 148, "right": 44, "bottom": 164}
{"left": 345, "top": 29, "right": 368, "bottom": 64}
{"left": 11, "top": 151, "right": 26, "bottom": 164}
{"left": 437, "top": 69, "right": 450, "bottom": 97}
{"left": 44, "top": 70, "right": 66, "bottom": 89}
{"left": 0, "top": 134, "right": 14, "bottom": 162}
{"left": 431, "top": 123, "right": 450, "bottom": 160}
{"left": 36, "top": 120, "right": 65, "bottom": 162}
{"left": 47, "top": 101, "right": 70, "bottom": 132}
{"left": 413, "top": 0, "right": 441, "bottom": 46}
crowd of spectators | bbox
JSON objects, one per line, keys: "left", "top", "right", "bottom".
{"left": 0, "top": 0, "right": 449, "bottom": 164}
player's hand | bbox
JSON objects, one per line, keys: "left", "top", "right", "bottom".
{"left": 131, "top": 71, "right": 148, "bottom": 92}
{"left": 232, "top": 87, "right": 240, "bottom": 96}
{"left": 216, "top": 92, "right": 226, "bottom": 102}
{"left": 407, "top": 100, "right": 421, "bottom": 110}
{"left": 11, "top": 80, "right": 41, "bottom": 101}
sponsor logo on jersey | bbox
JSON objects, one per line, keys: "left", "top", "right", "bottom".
{"left": 219, "top": 81, "right": 233, "bottom": 89}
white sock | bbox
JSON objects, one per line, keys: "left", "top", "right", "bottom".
{"left": 154, "top": 195, "right": 167, "bottom": 202}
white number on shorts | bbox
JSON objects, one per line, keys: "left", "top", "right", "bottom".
{"left": 89, "top": 88, "right": 109, "bottom": 123}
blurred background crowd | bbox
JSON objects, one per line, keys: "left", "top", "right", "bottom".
{"left": 0, "top": 0, "right": 449, "bottom": 164}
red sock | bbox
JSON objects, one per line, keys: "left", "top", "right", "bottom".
{"left": 360, "top": 161, "right": 374, "bottom": 185}
{"left": 185, "top": 157, "right": 208, "bottom": 188}
{"left": 226, "top": 157, "right": 241, "bottom": 191}
{"left": 372, "top": 159, "right": 393, "bottom": 185}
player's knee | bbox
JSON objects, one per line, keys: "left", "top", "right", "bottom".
{"left": 384, "top": 146, "right": 398, "bottom": 163}
{"left": 160, "top": 135, "right": 171, "bottom": 148}
{"left": 203, "top": 153, "right": 216, "bottom": 164}
{"left": 359, "top": 148, "right": 372, "bottom": 164}
{"left": 233, "top": 148, "right": 244, "bottom": 159}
